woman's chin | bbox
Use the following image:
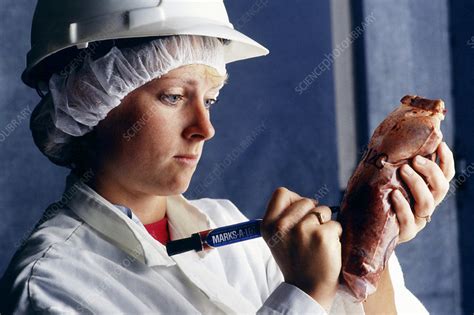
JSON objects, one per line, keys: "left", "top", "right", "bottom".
{"left": 165, "top": 177, "right": 192, "bottom": 195}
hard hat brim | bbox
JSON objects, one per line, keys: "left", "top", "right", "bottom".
{"left": 22, "top": 18, "right": 269, "bottom": 88}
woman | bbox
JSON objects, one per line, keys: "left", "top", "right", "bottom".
{"left": 0, "top": 1, "right": 455, "bottom": 314}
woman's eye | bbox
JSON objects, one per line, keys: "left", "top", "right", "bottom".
{"left": 160, "top": 94, "right": 183, "bottom": 105}
{"left": 205, "top": 98, "right": 219, "bottom": 109}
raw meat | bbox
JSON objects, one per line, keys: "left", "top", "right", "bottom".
{"left": 339, "top": 95, "right": 446, "bottom": 301}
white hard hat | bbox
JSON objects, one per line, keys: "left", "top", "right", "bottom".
{"left": 23, "top": 0, "right": 269, "bottom": 88}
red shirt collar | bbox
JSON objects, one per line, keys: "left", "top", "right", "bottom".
{"left": 143, "top": 215, "right": 170, "bottom": 245}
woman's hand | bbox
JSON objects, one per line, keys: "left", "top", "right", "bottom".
{"left": 261, "top": 187, "right": 342, "bottom": 312}
{"left": 391, "top": 142, "right": 455, "bottom": 243}
{"left": 365, "top": 142, "right": 454, "bottom": 315}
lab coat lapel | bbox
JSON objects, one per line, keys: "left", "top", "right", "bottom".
{"left": 166, "top": 195, "right": 257, "bottom": 314}
{"left": 64, "top": 172, "right": 175, "bottom": 266}
{"left": 171, "top": 252, "right": 257, "bottom": 314}
{"left": 65, "top": 172, "right": 256, "bottom": 313}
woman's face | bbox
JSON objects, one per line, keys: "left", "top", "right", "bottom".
{"left": 94, "top": 64, "right": 226, "bottom": 196}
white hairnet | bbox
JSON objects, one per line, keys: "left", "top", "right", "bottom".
{"left": 50, "top": 35, "right": 226, "bottom": 137}
{"left": 30, "top": 35, "right": 227, "bottom": 167}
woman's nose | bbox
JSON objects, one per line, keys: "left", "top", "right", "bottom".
{"left": 182, "top": 98, "right": 216, "bottom": 141}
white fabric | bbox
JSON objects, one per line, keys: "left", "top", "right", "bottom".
{"left": 49, "top": 35, "right": 226, "bottom": 138}
{"left": 0, "top": 171, "right": 428, "bottom": 314}
{"left": 23, "top": 0, "right": 269, "bottom": 87}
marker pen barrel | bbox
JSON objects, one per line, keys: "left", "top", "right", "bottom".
{"left": 166, "top": 219, "right": 262, "bottom": 256}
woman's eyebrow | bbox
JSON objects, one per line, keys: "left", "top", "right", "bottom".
{"left": 161, "top": 73, "right": 229, "bottom": 88}
{"left": 159, "top": 77, "right": 197, "bottom": 86}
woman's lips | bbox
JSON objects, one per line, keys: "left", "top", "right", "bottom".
{"left": 173, "top": 154, "right": 199, "bottom": 166}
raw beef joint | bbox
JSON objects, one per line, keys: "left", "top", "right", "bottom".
{"left": 339, "top": 95, "right": 446, "bottom": 301}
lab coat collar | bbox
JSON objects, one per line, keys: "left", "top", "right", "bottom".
{"left": 62, "top": 171, "right": 216, "bottom": 267}
{"left": 62, "top": 171, "right": 257, "bottom": 314}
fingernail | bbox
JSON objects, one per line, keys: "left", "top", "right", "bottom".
{"left": 415, "top": 155, "right": 426, "bottom": 165}
{"left": 402, "top": 164, "right": 414, "bottom": 176}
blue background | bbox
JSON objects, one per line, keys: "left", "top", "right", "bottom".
{"left": 0, "top": 0, "right": 472, "bottom": 314}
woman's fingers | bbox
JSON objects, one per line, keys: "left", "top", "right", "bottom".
{"left": 317, "top": 220, "right": 343, "bottom": 240}
{"left": 263, "top": 187, "right": 305, "bottom": 223}
{"left": 262, "top": 187, "right": 337, "bottom": 252}
{"left": 302, "top": 205, "right": 333, "bottom": 224}
{"left": 293, "top": 206, "right": 334, "bottom": 235}
{"left": 263, "top": 187, "right": 321, "bottom": 243}
{"left": 399, "top": 164, "right": 435, "bottom": 218}
{"left": 261, "top": 186, "right": 343, "bottom": 308}
{"left": 270, "top": 198, "right": 318, "bottom": 235}
{"left": 294, "top": 209, "right": 324, "bottom": 240}
{"left": 272, "top": 202, "right": 332, "bottom": 237}
{"left": 394, "top": 143, "right": 455, "bottom": 243}
{"left": 438, "top": 141, "right": 456, "bottom": 181}
{"left": 411, "top": 155, "right": 450, "bottom": 206}
{"left": 391, "top": 189, "right": 424, "bottom": 243}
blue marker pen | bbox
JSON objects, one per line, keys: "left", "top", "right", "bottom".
{"left": 166, "top": 206, "right": 340, "bottom": 256}
{"left": 166, "top": 219, "right": 262, "bottom": 256}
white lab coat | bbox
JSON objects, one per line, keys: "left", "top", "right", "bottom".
{"left": 0, "top": 171, "right": 428, "bottom": 314}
